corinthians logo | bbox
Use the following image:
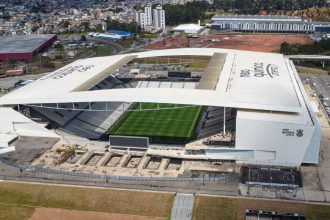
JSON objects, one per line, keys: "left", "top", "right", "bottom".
{"left": 296, "top": 129, "right": 304, "bottom": 137}
{"left": 240, "top": 63, "right": 280, "bottom": 78}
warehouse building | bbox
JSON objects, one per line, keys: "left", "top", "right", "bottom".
{"left": 0, "top": 34, "right": 57, "bottom": 61}
{"left": 211, "top": 15, "right": 330, "bottom": 33}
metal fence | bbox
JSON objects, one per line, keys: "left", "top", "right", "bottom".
{"left": 0, "top": 157, "right": 234, "bottom": 182}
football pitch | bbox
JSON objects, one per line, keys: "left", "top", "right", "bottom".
{"left": 109, "top": 103, "right": 203, "bottom": 143}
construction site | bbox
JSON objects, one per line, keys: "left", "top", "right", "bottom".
{"left": 32, "top": 143, "right": 236, "bottom": 178}
{"left": 144, "top": 34, "right": 312, "bottom": 52}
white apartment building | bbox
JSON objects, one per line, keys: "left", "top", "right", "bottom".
{"left": 134, "top": 11, "right": 146, "bottom": 30}
{"left": 144, "top": 4, "right": 152, "bottom": 26}
{"left": 153, "top": 5, "right": 166, "bottom": 31}
{"left": 134, "top": 5, "right": 166, "bottom": 31}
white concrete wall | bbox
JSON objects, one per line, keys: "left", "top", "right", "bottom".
{"left": 235, "top": 117, "right": 316, "bottom": 166}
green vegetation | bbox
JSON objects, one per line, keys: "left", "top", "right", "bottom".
{"left": 193, "top": 195, "right": 330, "bottom": 220}
{"left": 163, "top": 1, "right": 210, "bottom": 25}
{"left": 288, "top": 7, "right": 330, "bottom": 22}
{"left": 193, "top": 196, "right": 236, "bottom": 220}
{"left": 211, "top": 0, "right": 327, "bottom": 13}
{"left": 0, "top": 182, "right": 174, "bottom": 218}
{"left": 94, "top": 46, "right": 112, "bottom": 57}
{"left": 296, "top": 66, "right": 329, "bottom": 75}
{"left": 280, "top": 39, "right": 330, "bottom": 72}
{"left": 162, "top": 0, "right": 327, "bottom": 26}
{"left": 109, "top": 103, "right": 203, "bottom": 144}
{"left": 139, "top": 33, "right": 158, "bottom": 39}
{"left": 307, "top": 205, "right": 330, "bottom": 220}
{"left": 106, "top": 19, "right": 141, "bottom": 34}
{"left": 280, "top": 39, "right": 330, "bottom": 55}
{"left": 0, "top": 204, "right": 35, "bottom": 220}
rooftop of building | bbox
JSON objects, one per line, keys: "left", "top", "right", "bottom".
{"left": 0, "top": 34, "right": 56, "bottom": 54}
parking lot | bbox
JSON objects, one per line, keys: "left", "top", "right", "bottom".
{"left": 300, "top": 73, "right": 330, "bottom": 120}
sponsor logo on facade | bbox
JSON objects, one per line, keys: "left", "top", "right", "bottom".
{"left": 282, "top": 128, "right": 304, "bottom": 137}
{"left": 240, "top": 63, "right": 279, "bottom": 78}
{"left": 40, "top": 65, "right": 94, "bottom": 80}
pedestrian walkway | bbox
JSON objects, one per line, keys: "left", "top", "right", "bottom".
{"left": 171, "top": 193, "right": 194, "bottom": 220}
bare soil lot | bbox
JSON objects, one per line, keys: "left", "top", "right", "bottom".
{"left": 145, "top": 34, "right": 312, "bottom": 52}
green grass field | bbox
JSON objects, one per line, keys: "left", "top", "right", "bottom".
{"left": 109, "top": 103, "right": 203, "bottom": 144}
{"left": 0, "top": 182, "right": 174, "bottom": 219}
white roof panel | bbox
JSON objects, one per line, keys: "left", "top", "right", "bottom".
{"left": 0, "top": 48, "right": 304, "bottom": 113}
{"left": 216, "top": 52, "right": 301, "bottom": 109}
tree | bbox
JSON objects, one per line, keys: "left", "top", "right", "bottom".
{"left": 280, "top": 42, "right": 293, "bottom": 55}
{"left": 54, "top": 43, "right": 64, "bottom": 51}
{"left": 163, "top": 1, "right": 210, "bottom": 25}
{"left": 7, "top": 58, "right": 17, "bottom": 65}
{"left": 31, "top": 26, "right": 39, "bottom": 33}
{"left": 81, "top": 22, "right": 90, "bottom": 31}
{"left": 60, "top": 20, "right": 70, "bottom": 28}
{"left": 81, "top": 35, "right": 87, "bottom": 41}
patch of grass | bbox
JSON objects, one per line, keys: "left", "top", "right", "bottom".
{"left": 0, "top": 182, "right": 174, "bottom": 218}
{"left": 109, "top": 103, "right": 203, "bottom": 144}
{"left": 307, "top": 205, "right": 330, "bottom": 220}
{"left": 193, "top": 196, "right": 236, "bottom": 220}
{"left": 193, "top": 195, "right": 330, "bottom": 220}
{"left": 296, "top": 66, "right": 329, "bottom": 75}
{"left": 0, "top": 204, "right": 35, "bottom": 220}
{"left": 139, "top": 33, "right": 158, "bottom": 39}
{"left": 94, "top": 46, "right": 112, "bottom": 57}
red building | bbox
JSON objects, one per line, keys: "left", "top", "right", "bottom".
{"left": 0, "top": 34, "right": 57, "bottom": 61}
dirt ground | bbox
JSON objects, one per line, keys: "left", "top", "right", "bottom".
{"left": 145, "top": 34, "right": 312, "bottom": 52}
{"left": 29, "top": 208, "right": 165, "bottom": 220}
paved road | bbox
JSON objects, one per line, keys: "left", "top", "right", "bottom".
{"left": 300, "top": 73, "right": 330, "bottom": 107}
{"left": 171, "top": 193, "right": 194, "bottom": 220}
{"left": 0, "top": 73, "right": 47, "bottom": 90}
{"left": 286, "top": 55, "right": 330, "bottom": 62}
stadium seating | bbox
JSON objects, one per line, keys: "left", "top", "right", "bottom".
{"left": 159, "top": 82, "right": 172, "bottom": 88}
{"left": 197, "top": 107, "right": 236, "bottom": 138}
{"left": 148, "top": 81, "right": 161, "bottom": 88}
{"left": 171, "top": 82, "right": 184, "bottom": 88}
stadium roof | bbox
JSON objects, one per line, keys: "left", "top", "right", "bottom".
{"left": 172, "top": 24, "right": 203, "bottom": 31}
{"left": 0, "top": 34, "right": 56, "bottom": 54}
{"left": 212, "top": 14, "right": 302, "bottom": 22}
{"left": 0, "top": 48, "right": 304, "bottom": 113}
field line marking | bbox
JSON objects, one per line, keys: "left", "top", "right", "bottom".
{"left": 187, "top": 107, "right": 202, "bottom": 137}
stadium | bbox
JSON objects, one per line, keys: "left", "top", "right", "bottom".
{"left": 0, "top": 48, "right": 321, "bottom": 166}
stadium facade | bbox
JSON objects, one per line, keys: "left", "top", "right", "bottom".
{"left": 0, "top": 48, "right": 321, "bottom": 166}
{"left": 211, "top": 15, "right": 330, "bottom": 33}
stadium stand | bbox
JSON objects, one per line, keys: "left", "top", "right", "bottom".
{"left": 29, "top": 76, "right": 133, "bottom": 140}
{"left": 183, "top": 82, "right": 197, "bottom": 89}
{"left": 135, "top": 80, "right": 196, "bottom": 89}
{"left": 172, "top": 82, "right": 184, "bottom": 88}
{"left": 197, "top": 107, "right": 236, "bottom": 138}
{"left": 159, "top": 81, "right": 172, "bottom": 88}
{"left": 148, "top": 81, "right": 161, "bottom": 88}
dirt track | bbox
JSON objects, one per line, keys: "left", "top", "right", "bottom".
{"left": 145, "top": 34, "right": 312, "bottom": 52}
